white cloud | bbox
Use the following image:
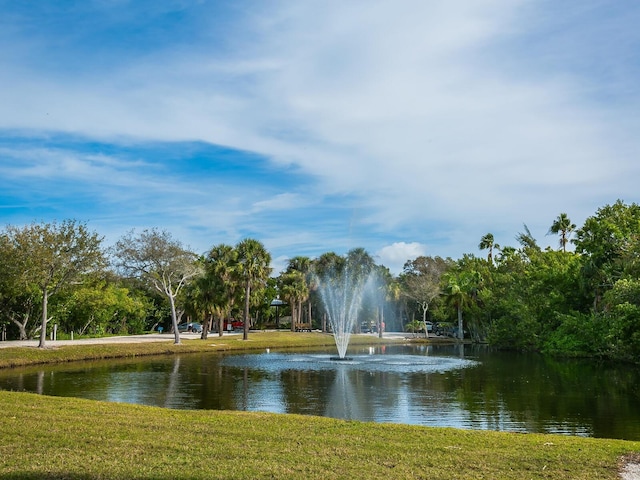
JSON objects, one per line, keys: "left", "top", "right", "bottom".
{"left": 0, "top": 1, "right": 639, "bottom": 266}
{"left": 376, "top": 242, "right": 428, "bottom": 275}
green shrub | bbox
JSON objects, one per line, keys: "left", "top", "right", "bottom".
{"left": 542, "top": 312, "right": 606, "bottom": 357}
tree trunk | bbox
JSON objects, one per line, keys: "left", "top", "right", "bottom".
{"left": 291, "top": 303, "right": 296, "bottom": 332}
{"left": 457, "top": 304, "right": 464, "bottom": 340}
{"left": 79, "top": 316, "right": 94, "bottom": 336}
{"left": 10, "top": 313, "right": 29, "bottom": 341}
{"left": 218, "top": 316, "right": 224, "bottom": 337}
{"left": 243, "top": 281, "right": 251, "bottom": 340}
{"left": 422, "top": 303, "right": 429, "bottom": 339}
{"left": 169, "top": 295, "right": 181, "bottom": 345}
{"left": 201, "top": 314, "right": 210, "bottom": 340}
{"left": 38, "top": 289, "right": 48, "bottom": 348}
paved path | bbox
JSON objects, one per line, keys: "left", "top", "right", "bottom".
{"left": 0, "top": 332, "right": 239, "bottom": 348}
{"left": 0, "top": 331, "right": 413, "bottom": 349}
{"left": 622, "top": 463, "right": 640, "bottom": 480}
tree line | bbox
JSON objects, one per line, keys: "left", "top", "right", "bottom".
{"left": 1, "top": 200, "right": 639, "bottom": 362}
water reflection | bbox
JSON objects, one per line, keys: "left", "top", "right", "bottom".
{"left": 0, "top": 345, "right": 639, "bottom": 440}
{"left": 325, "top": 367, "right": 359, "bottom": 419}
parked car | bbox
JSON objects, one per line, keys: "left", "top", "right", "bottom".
{"left": 360, "top": 322, "right": 377, "bottom": 333}
{"left": 177, "top": 322, "right": 203, "bottom": 333}
{"left": 433, "top": 322, "right": 455, "bottom": 337}
{"left": 223, "top": 319, "right": 244, "bottom": 331}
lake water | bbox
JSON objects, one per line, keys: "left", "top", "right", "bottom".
{"left": 1, "top": 344, "right": 639, "bottom": 440}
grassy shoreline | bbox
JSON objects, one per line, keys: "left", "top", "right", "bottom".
{"left": 0, "top": 331, "right": 396, "bottom": 369}
{"left": 1, "top": 390, "right": 638, "bottom": 479}
{"left": 0, "top": 332, "right": 638, "bottom": 479}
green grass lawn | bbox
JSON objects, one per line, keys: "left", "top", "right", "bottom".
{"left": 0, "top": 391, "right": 637, "bottom": 479}
{"left": 0, "top": 332, "right": 638, "bottom": 479}
{"left": 0, "top": 331, "right": 393, "bottom": 369}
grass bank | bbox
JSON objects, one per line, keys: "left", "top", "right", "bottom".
{"left": 0, "top": 390, "right": 638, "bottom": 479}
{"left": 0, "top": 332, "right": 394, "bottom": 369}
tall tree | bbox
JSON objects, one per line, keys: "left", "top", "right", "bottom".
{"left": 113, "top": 229, "right": 200, "bottom": 345}
{"left": 203, "top": 244, "right": 239, "bottom": 338}
{"left": 385, "top": 276, "right": 403, "bottom": 333}
{"left": 346, "top": 248, "right": 376, "bottom": 332}
{"left": 345, "top": 247, "right": 376, "bottom": 280}
{"left": 312, "top": 252, "right": 345, "bottom": 332}
{"left": 573, "top": 200, "right": 640, "bottom": 310}
{"left": 443, "top": 270, "right": 482, "bottom": 340}
{"left": 278, "top": 270, "right": 308, "bottom": 331}
{"left": 235, "top": 239, "right": 272, "bottom": 340}
{"left": 182, "top": 270, "right": 211, "bottom": 338}
{"left": 0, "top": 234, "right": 38, "bottom": 340}
{"left": 1, "top": 221, "right": 105, "bottom": 348}
{"left": 516, "top": 224, "right": 540, "bottom": 253}
{"left": 373, "top": 265, "right": 393, "bottom": 338}
{"left": 286, "top": 256, "right": 313, "bottom": 326}
{"left": 548, "top": 213, "right": 576, "bottom": 253}
{"left": 478, "top": 233, "right": 499, "bottom": 263}
{"left": 400, "top": 256, "right": 450, "bottom": 337}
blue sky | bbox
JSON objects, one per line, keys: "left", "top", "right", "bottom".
{"left": 1, "top": 1, "right": 639, "bottom": 274}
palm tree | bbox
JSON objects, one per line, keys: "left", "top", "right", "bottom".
{"left": 204, "top": 244, "right": 238, "bottom": 337}
{"left": 478, "top": 233, "right": 499, "bottom": 263}
{"left": 346, "top": 247, "right": 376, "bottom": 280}
{"left": 385, "top": 277, "right": 403, "bottom": 333}
{"left": 278, "top": 270, "right": 309, "bottom": 331}
{"left": 444, "top": 282, "right": 464, "bottom": 340}
{"left": 312, "top": 252, "right": 344, "bottom": 332}
{"left": 516, "top": 224, "right": 540, "bottom": 252}
{"left": 548, "top": 213, "right": 576, "bottom": 253}
{"left": 374, "top": 265, "right": 393, "bottom": 338}
{"left": 236, "top": 239, "right": 272, "bottom": 340}
{"left": 442, "top": 270, "right": 482, "bottom": 340}
{"left": 495, "top": 245, "right": 518, "bottom": 264}
{"left": 183, "top": 269, "right": 211, "bottom": 338}
{"left": 286, "top": 256, "right": 313, "bottom": 326}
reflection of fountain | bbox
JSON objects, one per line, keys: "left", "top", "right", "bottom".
{"left": 324, "top": 366, "right": 362, "bottom": 420}
{"left": 315, "top": 267, "right": 376, "bottom": 359}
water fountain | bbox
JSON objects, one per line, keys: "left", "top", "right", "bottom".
{"left": 314, "top": 257, "right": 377, "bottom": 360}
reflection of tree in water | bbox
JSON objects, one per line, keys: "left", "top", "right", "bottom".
{"left": 442, "top": 347, "right": 640, "bottom": 438}
{"left": 163, "top": 356, "right": 181, "bottom": 408}
{"left": 36, "top": 370, "right": 44, "bottom": 395}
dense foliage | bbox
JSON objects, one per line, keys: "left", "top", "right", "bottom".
{"left": 1, "top": 200, "right": 639, "bottom": 362}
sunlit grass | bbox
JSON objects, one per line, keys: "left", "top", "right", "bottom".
{"left": 0, "top": 391, "right": 637, "bottom": 479}
{"left": 0, "top": 331, "right": 393, "bottom": 369}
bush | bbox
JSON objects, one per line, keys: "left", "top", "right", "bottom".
{"left": 604, "top": 302, "right": 640, "bottom": 362}
{"left": 542, "top": 312, "right": 606, "bottom": 358}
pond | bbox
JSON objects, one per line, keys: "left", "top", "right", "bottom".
{"left": 1, "top": 344, "right": 639, "bottom": 440}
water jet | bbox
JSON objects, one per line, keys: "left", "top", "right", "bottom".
{"left": 314, "top": 251, "right": 379, "bottom": 359}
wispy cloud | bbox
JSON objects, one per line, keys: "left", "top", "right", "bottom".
{"left": 0, "top": 1, "right": 638, "bottom": 273}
